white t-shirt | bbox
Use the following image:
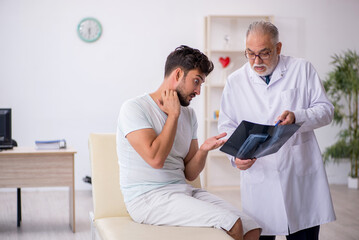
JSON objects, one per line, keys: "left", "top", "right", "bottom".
{"left": 116, "top": 94, "right": 198, "bottom": 203}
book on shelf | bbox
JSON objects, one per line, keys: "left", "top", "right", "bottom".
{"left": 35, "top": 139, "right": 67, "bottom": 150}
{"left": 220, "top": 120, "right": 301, "bottom": 159}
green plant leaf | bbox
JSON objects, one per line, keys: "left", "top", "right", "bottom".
{"left": 324, "top": 49, "right": 359, "bottom": 178}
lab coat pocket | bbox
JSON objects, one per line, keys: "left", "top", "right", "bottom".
{"left": 280, "top": 88, "right": 300, "bottom": 110}
{"left": 242, "top": 162, "right": 265, "bottom": 184}
{"left": 291, "top": 139, "right": 320, "bottom": 176}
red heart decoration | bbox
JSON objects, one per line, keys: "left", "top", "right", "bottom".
{"left": 219, "top": 57, "right": 230, "bottom": 68}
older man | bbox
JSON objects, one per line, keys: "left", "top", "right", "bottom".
{"left": 218, "top": 21, "right": 336, "bottom": 240}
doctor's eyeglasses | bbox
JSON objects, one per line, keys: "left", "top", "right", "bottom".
{"left": 245, "top": 50, "right": 271, "bottom": 60}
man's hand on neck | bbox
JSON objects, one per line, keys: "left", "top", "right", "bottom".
{"left": 156, "top": 89, "right": 181, "bottom": 118}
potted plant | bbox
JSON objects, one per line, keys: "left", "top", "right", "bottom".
{"left": 323, "top": 50, "right": 359, "bottom": 189}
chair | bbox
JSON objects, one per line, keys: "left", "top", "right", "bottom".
{"left": 88, "top": 133, "right": 232, "bottom": 240}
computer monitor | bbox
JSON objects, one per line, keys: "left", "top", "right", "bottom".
{"left": 0, "top": 108, "right": 13, "bottom": 149}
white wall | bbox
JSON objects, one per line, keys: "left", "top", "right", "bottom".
{"left": 1, "top": 0, "right": 358, "bottom": 190}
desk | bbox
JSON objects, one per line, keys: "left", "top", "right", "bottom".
{"left": 0, "top": 147, "right": 76, "bottom": 232}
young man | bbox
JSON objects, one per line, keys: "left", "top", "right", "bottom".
{"left": 218, "top": 21, "right": 336, "bottom": 240}
{"left": 117, "top": 45, "right": 261, "bottom": 240}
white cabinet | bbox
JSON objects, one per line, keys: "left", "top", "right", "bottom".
{"left": 203, "top": 15, "right": 272, "bottom": 190}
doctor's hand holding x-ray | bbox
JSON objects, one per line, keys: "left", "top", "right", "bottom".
{"left": 234, "top": 110, "right": 295, "bottom": 170}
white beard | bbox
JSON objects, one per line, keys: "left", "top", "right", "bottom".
{"left": 251, "top": 63, "right": 276, "bottom": 77}
{"left": 251, "top": 54, "right": 280, "bottom": 77}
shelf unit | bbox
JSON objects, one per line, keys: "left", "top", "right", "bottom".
{"left": 203, "top": 15, "right": 272, "bottom": 190}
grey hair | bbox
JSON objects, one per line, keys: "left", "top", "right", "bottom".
{"left": 246, "top": 21, "right": 279, "bottom": 44}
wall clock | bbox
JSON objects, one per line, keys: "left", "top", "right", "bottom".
{"left": 77, "top": 17, "right": 102, "bottom": 43}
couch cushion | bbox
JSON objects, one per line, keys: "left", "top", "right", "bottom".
{"left": 95, "top": 216, "right": 233, "bottom": 240}
{"left": 89, "top": 133, "right": 130, "bottom": 218}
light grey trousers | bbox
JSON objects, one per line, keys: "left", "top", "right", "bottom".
{"left": 125, "top": 183, "right": 260, "bottom": 234}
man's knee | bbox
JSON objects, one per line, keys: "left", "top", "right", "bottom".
{"left": 227, "top": 218, "right": 244, "bottom": 240}
{"left": 244, "top": 228, "right": 261, "bottom": 240}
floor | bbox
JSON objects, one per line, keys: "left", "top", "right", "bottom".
{"left": 0, "top": 185, "right": 358, "bottom": 240}
{"left": 0, "top": 190, "right": 93, "bottom": 240}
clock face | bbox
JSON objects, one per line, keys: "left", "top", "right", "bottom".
{"left": 77, "top": 18, "right": 102, "bottom": 42}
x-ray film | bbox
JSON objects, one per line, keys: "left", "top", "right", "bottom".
{"left": 220, "top": 120, "right": 301, "bottom": 159}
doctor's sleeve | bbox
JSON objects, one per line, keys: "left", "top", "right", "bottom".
{"left": 292, "top": 61, "right": 334, "bottom": 133}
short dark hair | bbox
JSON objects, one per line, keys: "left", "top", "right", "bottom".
{"left": 164, "top": 45, "right": 214, "bottom": 78}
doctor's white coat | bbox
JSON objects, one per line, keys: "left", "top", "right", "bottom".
{"left": 218, "top": 55, "right": 336, "bottom": 235}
